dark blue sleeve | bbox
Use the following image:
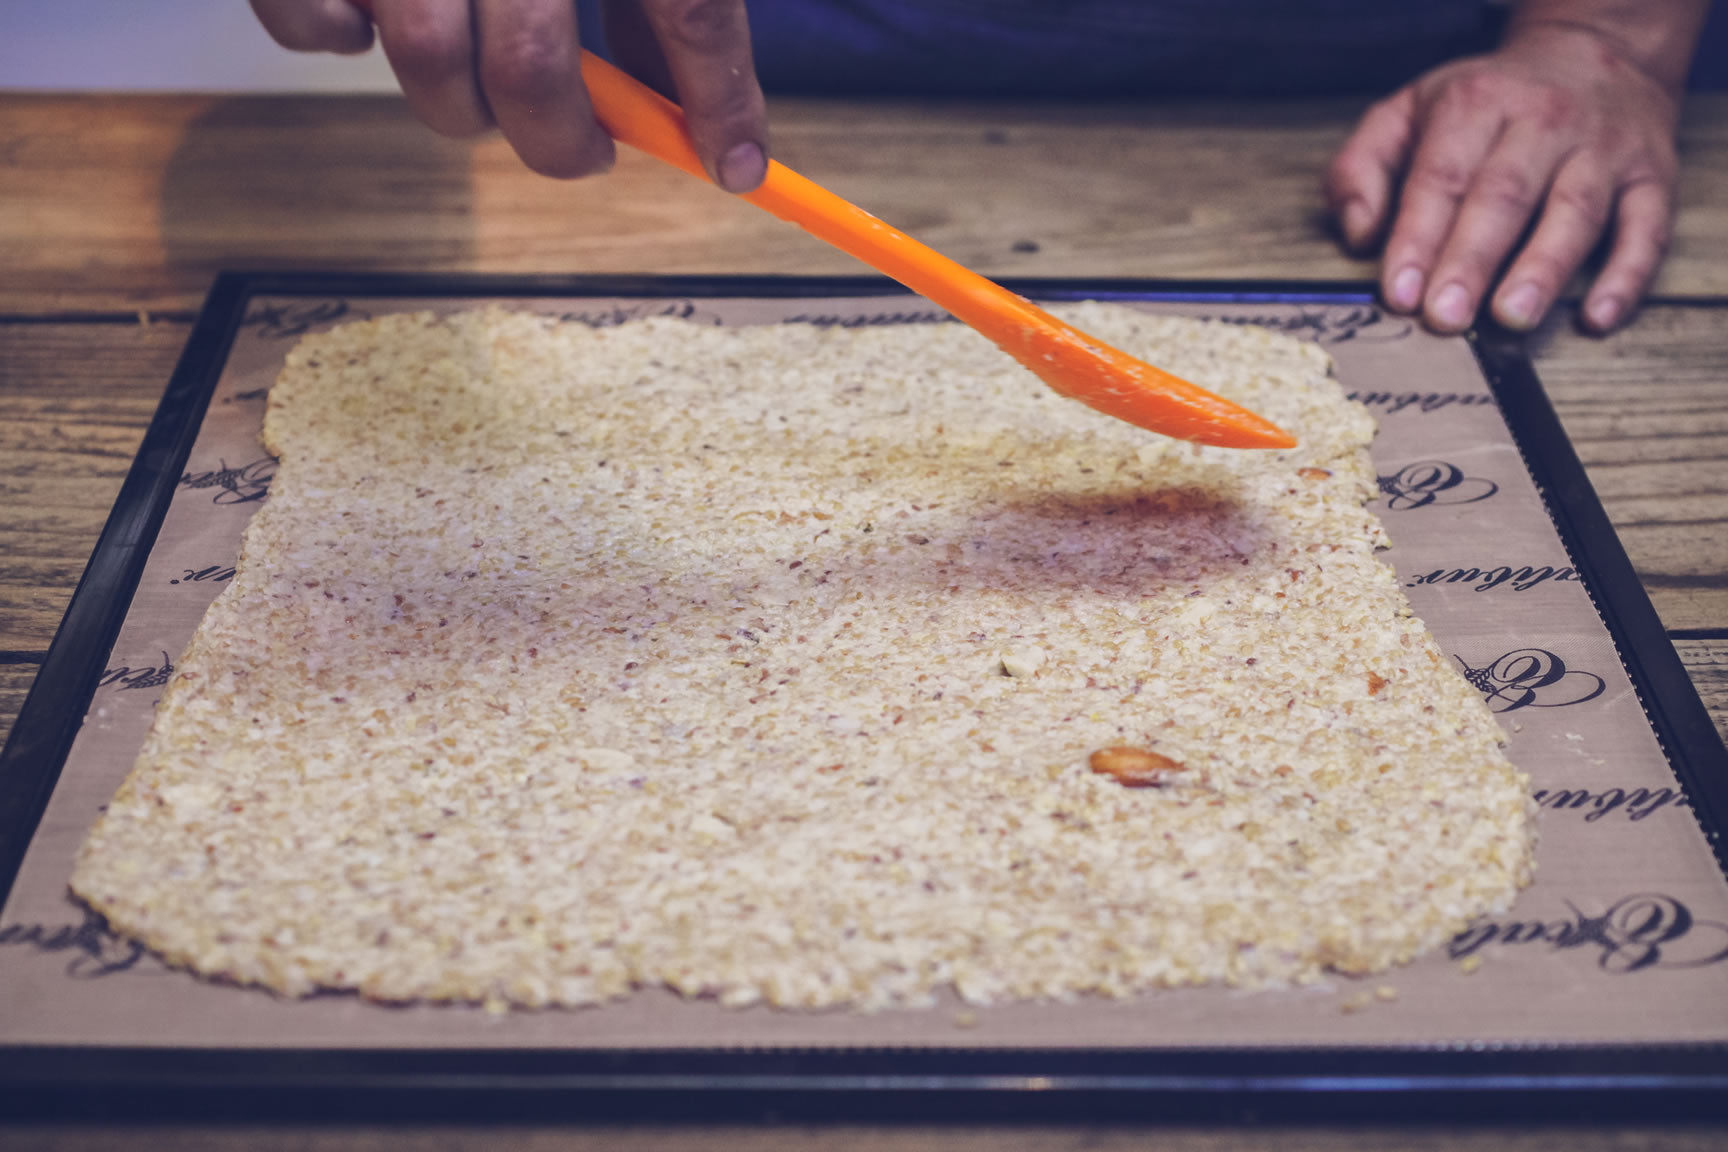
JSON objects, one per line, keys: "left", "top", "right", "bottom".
{"left": 743, "top": 0, "right": 1504, "bottom": 97}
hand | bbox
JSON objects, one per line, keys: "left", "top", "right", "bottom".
{"left": 1328, "top": 22, "right": 1684, "bottom": 334}
{"left": 249, "top": 0, "right": 769, "bottom": 190}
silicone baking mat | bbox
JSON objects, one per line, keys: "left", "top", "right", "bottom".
{"left": 1, "top": 274, "right": 1724, "bottom": 1119}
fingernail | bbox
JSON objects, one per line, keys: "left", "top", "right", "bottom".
{"left": 716, "top": 141, "right": 766, "bottom": 193}
{"left": 1342, "top": 199, "right": 1374, "bottom": 247}
{"left": 1431, "top": 282, "right": 1472, "bottom": 331}
{"left": 1388, "top": 266, "right": 1424, "bottom": 311}
{"left": 1498, "top": 282, "right": 1542, "bottom": 330}
{"left": 1586, "top": 295, "right": 1624, "bottom": 331}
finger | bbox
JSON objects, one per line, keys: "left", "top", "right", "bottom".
{"left": 1379, "top": 88, "right": 1508, "bottom": 317}
{"left": 602, "top": 0, "right": 677, "bottom": 96}
{"left": 1582, "top": 179, "right": 1673, "bottom": 333}
{"left": 1489, "top": 154, "right": 1613, "bottom": 330}
{"left": 1326, "top": 88, "right": 1418, "bottom": 253}
{"left": 1422, "top": 124, "right": 1574, "bottom": 333}
{"left": 474, "top": 0, "right": 614, "bottom": 178}
{"left": 373, "top": 0, "right": 492, "bottom": 138}
{"left": 250, "top": 0, "right": 376, "bottom": 53}
{"left": 638, "top": 0, "right": 768, "bottom": 192}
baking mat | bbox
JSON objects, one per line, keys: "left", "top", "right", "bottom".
{"left": 1, "top": 274, "right": 1725, "bottom": 1115}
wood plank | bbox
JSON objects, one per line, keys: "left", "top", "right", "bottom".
{"left": 0, "top": 322, "right": 184, "bottom": 655}
{"left": 1530, "top": 305, "right": 1728, "bottom": 634}
{"left": 1679, "top": 639, "right": 1728, "bottom": 749}
{"left": 0, "top": 664, "right": 35, "bottom": 752}
{"left": 3, "top": 93, "right": 1727, "bottom": 315}
{"left": 0, "top": 96, "right": 476, "bottom": 315}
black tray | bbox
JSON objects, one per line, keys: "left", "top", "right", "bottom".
{"left": 2, "top": 271, "right": 1725, "bottom": 1123}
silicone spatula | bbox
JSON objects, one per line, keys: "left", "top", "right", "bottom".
{"left": 578, "top": 52, "right": 1295, "bottom": 449}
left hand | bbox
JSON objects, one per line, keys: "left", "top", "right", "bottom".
{"left": 1327, "top": 21, "right": 1683, "bottom": 334}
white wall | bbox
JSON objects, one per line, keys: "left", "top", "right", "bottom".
{"left": 0, "top": 0, "right": 399, "bottom": 91}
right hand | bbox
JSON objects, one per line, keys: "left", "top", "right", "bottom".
{"left": 249, "top": 0, "right": 769, "bottom": 190}
{"left": 1327, "top": 12, "right": 1697, "bottom": 335}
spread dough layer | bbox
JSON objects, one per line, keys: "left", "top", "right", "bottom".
{"left": 73, "top": 304, "right": 1534, "bottom": 1010}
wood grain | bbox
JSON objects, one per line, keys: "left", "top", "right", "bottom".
{"left": 1679, "top": 639, "right": 1728, "bottom": 748}
{"left": 4, "top": 92, "right": 1728, "bottom": 315}
{"left": 1531, "top": 304, "right": 1728, "bottom": 634}
{"left": 0, "top": 322, "right": 182, "bottom": 659}
{"left": 0, "top": 666, "right": 33, "bottom": 754}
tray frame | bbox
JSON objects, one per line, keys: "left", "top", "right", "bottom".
{"left": 2, "top": 270, "right": 1726, "bottom": 1122}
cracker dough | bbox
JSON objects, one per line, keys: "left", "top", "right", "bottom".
{"left": 72, "top": 304, "right": 1534, "bottom": 1010}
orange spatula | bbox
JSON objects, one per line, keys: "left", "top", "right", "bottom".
{"left": 352, "top": 0, "right": 1294, "bottom": 449}
{"left": 578, "top": 53, "right": 1294, "bottom": 450}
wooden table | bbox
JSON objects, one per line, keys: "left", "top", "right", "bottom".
{"left": 0, "top": 91, "right": 1725, "bottom": 1149}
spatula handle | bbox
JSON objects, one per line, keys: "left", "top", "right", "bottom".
{"left": 580, "top": 51, "right": 1037, "bottom": 336}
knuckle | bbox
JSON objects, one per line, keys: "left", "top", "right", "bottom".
{"left": 1323, "top": 158, "right": 1358, "bottom": 206}
{"left": 648, "top": 0, "right": 741, "bottom": 50}
{"left": 1473, "top": 164, "right": 1541, "bottom": 214}
{"left": 482, "top": 26, "right": 574, "bottom": 106}
{"left": 1641, "top": 215, "right": 1675, "bottom": 263}
{"left": 1530, "top": 87, "right": 1582, "bottom": 134}
{"left": 1440, "top": 70, "right": 1580, "bottom": 133}
{"left": 1603, "top": 209, "right": 1670, "bottom": 287}
{"left": 1448, "top": 69, "right": 1512, "bottom": 112}
{"left": 384, "top": 10, "right": 469, "bottom": 79}
{"left": 1619, "top": 167, "right": 1675, "bottom": 210}
{"left": 1408, "top": 155, "right": 1475, "bottom": 202}
{"left": 709, "top": 81, "right": 766, "bottom": 129}
{"left": 1547, "top": 179, "right": 1611, "bottom": 225}
{"left": 1329, "top": 132, "right": 1385, "bottom": 192}
{"left": 1637, "top": 144, "right": 1680, "bottom": 186}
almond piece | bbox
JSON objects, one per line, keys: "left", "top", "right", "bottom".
{"left": 1089, "top": 746, "right": 1185, "bottom": 787}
